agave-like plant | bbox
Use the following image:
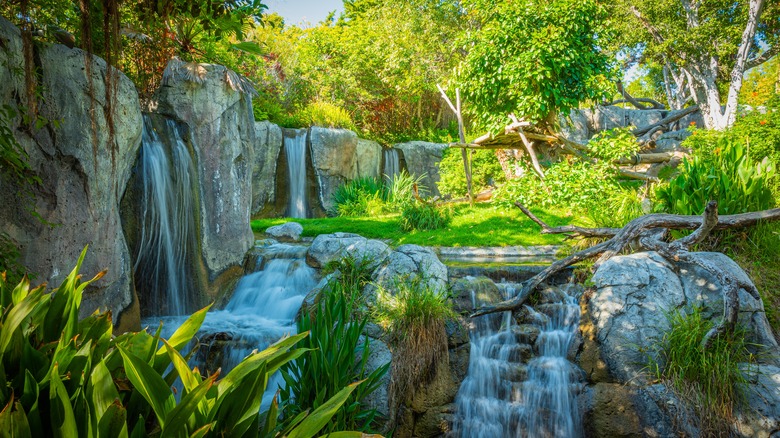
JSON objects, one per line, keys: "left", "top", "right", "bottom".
{"left": 0, "top": 246, "right": 375, "bottom": 438}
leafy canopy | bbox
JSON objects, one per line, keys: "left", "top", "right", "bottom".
{"left": 457, "top": 0, "right": 616, "bottom": 131}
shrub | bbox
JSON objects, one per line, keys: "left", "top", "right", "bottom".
{"left": 386, "top": 170, "right": 424, "bottom": 211}
{"left": 0, "top": 247, "right": 361, "bottom": 438}
{"left": 331, "top": 176, "right": 387, "bottom": 217}
{"left": 280, "top": 256, "right": 389, "bottom": 434}
{"left": 588, "top": 127, "right": 641, "bottom": 162}
{"left": 655, "top": 139, "right": 775, "bottom": 215}
{"left": 301, "top": 100, "right": 357, "bottom": 130}
{"left": 647, "top": 307, "right": 753, "bottom": 435}
{"left": 437, "top": 148, "right": 506, "bottom": 198}
{"left": 374, "top": 276, "right": 455, "bottom": 410}
{"left": 400, "top": 201, "right": 452, "bottom": 231}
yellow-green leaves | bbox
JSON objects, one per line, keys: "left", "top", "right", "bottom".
{"left": 117, "top": 345, "right": 176, "bottom": 428}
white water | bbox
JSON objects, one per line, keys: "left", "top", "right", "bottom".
{"left": 135, "top": 117, "right": 196, "bottom": 316}
{"left": 285, "top": 130, "right": 308, "bottom": 218}
{"left": 452, "top": 283, "right": 582, "bottom": 437}
{"left": 383, "top": 148, "right": 400, "bottom": 184}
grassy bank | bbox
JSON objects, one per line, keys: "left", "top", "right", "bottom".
{"left": 251, "top": 203, "right": 574, "bottom": 247}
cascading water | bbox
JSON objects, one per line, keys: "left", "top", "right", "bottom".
{"left": 452, "top": 282, "right": 582, "bottom": 437}
{"left": 285, "top": 130, "right": 308, "bottom": 218}
{"left": 383, "top": 148, "right": 400, "bottom": 184}
{"left": 134, "top": 116, "right": 196, "bottom": 316}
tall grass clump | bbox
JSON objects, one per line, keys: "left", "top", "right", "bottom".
{"left": 400, "top": 201, "right": 452, "bottom": 231}
{"left": 330, "top": 176, "right": 386, "bottom": 217}
{"left": 648, "top": 307, "right": 754, "bottom": 436}
{"left": 280, "top": 256, "right": 389, "bottom": 434}
{"left": 386, "top": 170, "right": 425, "bottom": 211}
{"left": 374, "top": 276, "right": 455, "bottom": 411}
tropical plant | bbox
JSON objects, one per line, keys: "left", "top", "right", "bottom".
{"left": 373, "top": 275, "right": 455, "bottom": 410}
{"left": 646, "top": 306, "right": 754, "bottom": 435}
{"left": 385, "top": 170, "right": 425, "bottom": 211}
{"left": 655, "top": 139, "right": 776, "bottom": 215}
{"left": 0, "top": 247, "right": 369, "bottom": 438}
{"left": 280, "top": 256, "right": 389, "bottom": 434}
{"left": 437, "top": 148, "right": 506, "bottom": 199}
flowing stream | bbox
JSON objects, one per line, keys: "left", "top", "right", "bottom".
{"left": 285, "top": 129, "right": 308, "bottom": 218}
{"left": 452, "top": 282, "right": 582, "bottom": 437}
{"left": 383, "top": 148, "right": 400, "bottom": 183}
{"left": 134, "top": 116, "right": 196, "bottom": 316}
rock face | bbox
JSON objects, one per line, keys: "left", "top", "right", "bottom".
{"left": 310, "top": 127, "right": 358, "bottom": 212}
{"left": 582, "top": 251, "right": 780, "bottom": 436}
{"left": 370, "top": 245, "right": 448, "bottom": 302}
{"left": 394, "top": 141, "right": 448, "bottom": 197}
{"left": 355, "top": 138, "right": 383, "bottom": 179}
{"left": 586, "top": 105, "right": 665, "bottom": 132}
{"left": 251, "top": 121, "right": 283, "bottom": 214}
{"left": 0, "top": 17, "right": 141, "bottom": 331}
{"left": 152, "top": 61, "right": 255, "bottom": 299}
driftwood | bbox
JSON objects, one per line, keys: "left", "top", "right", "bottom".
{"left": 613, "top": 81, "right": 666, "bottom": 110}
{"left": 472, "top": 201, "right": 780, "bottom": 348}
{"left": 632, "top": 106, "right": 700, "bottom": 136}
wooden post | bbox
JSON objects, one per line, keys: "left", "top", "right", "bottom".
{"left": 438, "top": 85, "right": 473, "bottom": 205}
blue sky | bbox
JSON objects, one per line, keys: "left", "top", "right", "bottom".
{"left": 265, "top": 0, "right": 345, "bottom": 26}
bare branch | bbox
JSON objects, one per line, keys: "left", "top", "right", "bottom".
{"left": 632, "top": 106, "right": 699, "bottom": 136}
{"left": 745, "top": 44, "right": 777, "bottom": 70}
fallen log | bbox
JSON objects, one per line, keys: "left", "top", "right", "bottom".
{"left": 632, "top": 106, "right": 699, "bottom": 137}
{"left": 472, "top": 201, "right": 780, "bottom": 347}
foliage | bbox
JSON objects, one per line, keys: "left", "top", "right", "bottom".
{"left": 437, "top": 148, "right": 506, "bottom": 198}
{"left": 280, "top": 256, "right": 389, "bottom": 434}
{"left": 647, "top": 307, "right": 753, "bottom": 435}
{"left": 331, "top": 177, "right": 387, "bottom": 217}
{"left": 655, "top": 139, "right": 776, "bottom": 215}
{"left": 252, "top": 203, "right": 575, "bottom": 247}
{"left": 385, "top": 170, "right": 424, "bottom": 211}
{"left": 374, "top": 275, "right": 455, "bottom": 408}
{"left": 400, "top": 201, "right": 452, "bottom": 232}
{"left": 457, "top": 0, "right": 616, "bottom": 131}
{"left": 588, "top": 127, "right": 641, "bottom": 163}
{"left": 586, "top": 186, "right": 645, "bottom": 228}
{"left": 0, "top": 247, "right": 364, "bottom": 438}
{"left": 300, "top": 100, "right": 357, "bottom": 130}
{"left": 739, "top": 57, "right": 779, "bottom": 107}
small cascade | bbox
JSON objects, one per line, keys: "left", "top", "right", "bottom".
{"left": 383, "top": 148, "right": 400, "bottom": 184}
{"left": 134, "top": 116, "right": 196, "bottom": 316}
{"left": 285, "top": 130, "right": 308, "bottom": 218}
{"left": 452, "top": 282, "right": 582, "bottom": 437}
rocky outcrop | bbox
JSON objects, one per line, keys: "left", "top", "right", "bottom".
{"left": 152, "top": 61, "right": 255, "bottom": 299}
{"left": 394, "top": 141, "right": 447, "bottom": 197}
{"left": 310, "top": 127, "right": 358, "bottom": 212}
{"left": 265, "top": 222, "right": 303, "bottom": 242}
{"left": 306, "top": 232, "right": 392, "bottom": 271}
{"left": 0, "top": 17, "right": 141, "bottom": 331}
{"left": 252, "top": 120, "right": 283, "bottom": 214}
{"left": 355, "top": 138, "right": 383, "bottom": 179}
{"left": 581, "top": 251, "right": 780, "bottom": 436}
{"left": 369, "top": 244, "right": 448, "bottom": 303}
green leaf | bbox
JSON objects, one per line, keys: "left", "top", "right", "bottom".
{"left": 288, "top": 380, "right": 364, "bottom": 438}
{"left": 230, "top": 41, "right": 266, "bottom": 56}
{"left": 153, "top": 305, "right": 212, "bottom": 374}
{"left": 117, "top": 345, "right": 175, "bottom": 428}
{"left": 49, "top": 365, "right": 78, "bottom": 438}
{"left": 261, "top": 391, "right": 279, "bottom": 438}
{"left": 97, "top": 402, "right": 129, "bottom": 438}
{"left": 0, "top": 401, "right": 32, "bottom": 438}
{"left": 0, "top": 286, "right": 44, "bottom": 356}
{"left": 160, "top": 374, "right": 216, "bottom": 438}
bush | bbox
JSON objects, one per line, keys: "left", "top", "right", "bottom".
{"left": 400, "top": 201, "right": 452, "bottom": 231}
{"left": 331, "top": 176, "right": 387, "bottom": 217}
{"left": 386, "top": 170, "right": 425, "bottom": 211}
{"left": 374, "top": 276, "right": 455, "bottom": 409}
{"left": 655, "top": 139, "right": 775, "bottom": 215}
{"left": 437, "top": 148, "right": 506, "bottom": 198}
{"left": 280, "top": 256, "right": 389, "bottom": 434}
{"left": 588, "top": 127, "right": 641, "bottom": 162}
{"left": 302, "top": 100, "right": 357, "bottom": 130}
{"left": 647, "top": 307, "right": 753, "bottom": 435}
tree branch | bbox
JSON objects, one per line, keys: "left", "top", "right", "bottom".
{"left": 745, "top": 44, "right": 778, "bottom": 71}
{"left": 632, "top": 106, "right": 699, "bottom": 136}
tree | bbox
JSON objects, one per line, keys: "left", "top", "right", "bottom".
{"left": 610, "top": 0, "right": 780, "bottom": 130}
{"left": 456, "top": 0, "right": 616, "bottom": 133}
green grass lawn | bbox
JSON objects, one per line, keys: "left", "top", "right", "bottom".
{"left": 251, "top": 203, "right": 576, "bottom": 247}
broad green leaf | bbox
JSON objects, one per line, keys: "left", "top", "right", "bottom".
{"left": 189, "top": 423, "right": 213, "bottom": 438}
{"left": 117, "top": 345, "right": 175, "bottom": 428}
{"left": 0, "top": 287, "right": 44, "bottom": 355}
{"left": 213, "top": 362, "right": 268, "bottom": 436}
{"left": 89, "top": 360, "right": 119, "bottom": 421}
{"left": 260, "top": 391, "right": 279, "bottom": 438}
{"left": 230, "top": 41, "right": 266, "bottom": 56}
{"left": 97, "top": 402, "right": 128, "bottom": 438}
{"left": 160, "top": 373, "right": 216, "bottom": 438}
{"left": 153, "top": 305, "right": 211, "bottom": 373}
{"left": 288, "top": 381, "right": 364, "bottom": 438}
{"left": 161, "top": 339, "right": 202, "bottom": 395}
{"left": 0, "top": 401, "right": 32, "bottom": 438}
{"left": 49, "top": 365, "right": 78, "bottom": 437}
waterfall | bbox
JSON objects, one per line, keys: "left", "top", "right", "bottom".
{"left": 134, "top": 116, "right": 196, "bottom": 316}
{"left": 285, "top": 130, "right": 308, "bottom": 218}
{"left": 452, "top": 282, "right": 582, "bottom": 437}
{"left": 383, "top": 148, "right": 400, "bottom": 184}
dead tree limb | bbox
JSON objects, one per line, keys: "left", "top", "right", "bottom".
{"left": 615, "top": 81, "right": 667, "bottom": 110}
{"left": 472, "top": 201, "right": 780, "bottom": 348}
{"left": 632, "top": 106, "right": 700, "bottom": 136}
{"left": 605, "top": 98, "right": 666, "bottom": 110}
{"left": 438, "top": 85, "right": 473, "bottom": 205}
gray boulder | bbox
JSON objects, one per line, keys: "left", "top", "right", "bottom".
{"left": 0, "top": 17, "right": 141, "bottom": 331}
{"left": 370, "top": 244, "right": 448, "bottom": 301}
{"left": 394, "top": 141, "right": 447, "bottom": 197}
{"left": 265, "top": 222, "right": 303, "bottom": 242}
{"left": 251, "top": 120, "right": 283, "bottom": 214}
{"left": 560, "top": 109, "right": 591, "bottom": 143}
{"left": 306, "top": 232, "right": 391, "bottom": 270}
{"left": 590, "top": 251, "right": 778, "bottom": 384}
{"left": 309, "top": 127, "right": 358, "bottom": 212}
{"left": 153, "top": 60, "right": 255, "bottom": 298}
{"left": 588, "top": 105, "right": 664, "bottom": 132}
